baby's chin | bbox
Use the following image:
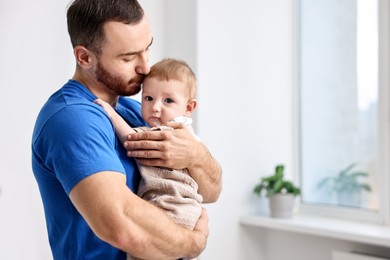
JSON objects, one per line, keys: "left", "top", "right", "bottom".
{"left": 147, "top": 118, "right": 162, "bottom": 127}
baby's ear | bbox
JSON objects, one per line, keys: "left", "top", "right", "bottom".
{"left": 186, "top": 99, "right": 198, "bottom": 115}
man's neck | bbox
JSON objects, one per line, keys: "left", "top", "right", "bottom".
{"left": 72, "top": 70, "right": 119, "bottom": 106}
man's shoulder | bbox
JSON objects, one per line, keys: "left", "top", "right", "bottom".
{"left": 38, "top": 80, "right": 95, "bottom": 116}
{"left": 33, "top": 83, "right": 106, "bottom": 142}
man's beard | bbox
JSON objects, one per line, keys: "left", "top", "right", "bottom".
{"left": 95, "top": 61, "right": 144, "bottom": 96}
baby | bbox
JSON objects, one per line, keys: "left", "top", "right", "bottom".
{"left": 95, "top": 58, "right": 202, "bottom": 260}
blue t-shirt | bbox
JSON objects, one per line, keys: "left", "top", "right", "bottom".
{"left": 32, "top": 80, "right": 146, "bottom": 259}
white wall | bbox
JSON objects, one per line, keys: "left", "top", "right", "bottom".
{"left": 196, "top": 0, "right": 295, "bottom": 259}
{"left": 0, "top": 1, "right": 73, "bottom": 258}
{"left": 1, "top": 0, "right": 387, "bottom": 259}
{"left": 196, "top": 0, "right": 390, "bottom": 259}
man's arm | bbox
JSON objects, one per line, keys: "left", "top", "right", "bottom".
{"left": 124, "top": 122, "right": 222, "bottom": 203}
{"left": 184, "top": 141, "right": 223, "bottom": 203}
{"left": 69, "top": 171, "right": 208, "bottom": 259}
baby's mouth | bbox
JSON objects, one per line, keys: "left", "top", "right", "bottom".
{"left": 149, "top": 117, "right": 161, "bottom": 127}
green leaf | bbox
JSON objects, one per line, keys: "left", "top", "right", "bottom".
{"left": 253, "top": 164, "right": 301, "bottom": 197}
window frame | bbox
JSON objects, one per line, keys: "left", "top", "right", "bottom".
{"left": 294, "top": 0, "right": 390, "bottom": 225}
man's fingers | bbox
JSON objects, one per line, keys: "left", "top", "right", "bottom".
{"left": 124, "top": 140, "right": 167, "bottom": 152}
{"left": 134, "top": 158, "right": 167, "bottom": 167}
{"left": 127, "top": 150, "right": 154, "bottom": 158}
{"left": 193, "top": 208, "right": 209, "bottom": 240}
{"left": 127, "top": 131, "right": 167, "bottom": 141}
{"left": 126, "top": 149, "right": 164, "bottom": 159}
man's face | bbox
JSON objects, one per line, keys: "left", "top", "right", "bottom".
{"left": 95, "top": 59, "right": 143, "bottom": 96}
{"left": 94, "top": 18, "right": 153, "bottom": 97}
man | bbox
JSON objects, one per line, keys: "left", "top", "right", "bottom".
{"left": 31, "top": 0, "right": 222, "bottom": 259}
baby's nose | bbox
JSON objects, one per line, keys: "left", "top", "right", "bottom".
{"left": 152, "top": 102, "right": 161, "bottom": 111}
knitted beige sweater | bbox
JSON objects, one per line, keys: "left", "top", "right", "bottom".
{"left": 134, "top": 125, "right": 203, "bottom": 230}
{"left": 127, "top": 125, "right": 202, "bottom": 260}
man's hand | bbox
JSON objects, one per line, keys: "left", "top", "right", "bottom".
{"left": 193, "top": 208, "right": 209, "bottom": 245}
{"left": 182, "top": 208, "right": 209, "bottom": 260}
{"left": 124, "top": 122, "right": 223, "bottom": 202}
{"left": 124, "top": 122, "right": 200, "bottom": 169}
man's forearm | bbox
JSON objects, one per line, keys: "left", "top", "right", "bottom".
{"left": 120, "top": 199, "right": 205, "bottom": 259}
{"left": 70, "top": 171, "right": 207, "bottom": 259}
{"left": 187, "top": 142, "right": 222, "bottom": 203}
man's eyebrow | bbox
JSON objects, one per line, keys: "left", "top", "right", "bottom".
{"left": 119, "top": 37, "right": 154, "bottom": 57}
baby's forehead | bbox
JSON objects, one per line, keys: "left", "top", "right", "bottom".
{"left": 142, "top": 76, "right": 192, "bottom": 97}
{"left": 143, "top": 77, "right": 185, "bottom": 88}
{"left": 144, "top": 76, "right": 184, "bottom": 84}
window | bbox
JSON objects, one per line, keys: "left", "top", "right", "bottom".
{"left": 298, "top": 0, "right": 389, "bottom": 223}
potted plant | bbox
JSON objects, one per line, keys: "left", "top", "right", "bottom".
{"left": 317, "top": 163, "right": 371, "bottom": 207}
{"left": 253, "top": 164, "right": 301, "bottom": 218}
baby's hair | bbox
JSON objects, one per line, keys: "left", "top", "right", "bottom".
{"left": 147, "top": 58, "right": 196, "bottom": 99}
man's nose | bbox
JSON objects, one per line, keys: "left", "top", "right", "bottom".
{"left": 135, "top": 51, "right": 150, "bottom": 75}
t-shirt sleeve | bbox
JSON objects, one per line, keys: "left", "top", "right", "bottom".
{"left": 39, "top": 104, "right": 125, "bottom": 194}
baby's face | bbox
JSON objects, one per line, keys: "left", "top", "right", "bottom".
{"left": 141, "top": 77, "right": 191, "bottom": 126}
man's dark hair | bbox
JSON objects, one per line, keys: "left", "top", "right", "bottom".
{"left": 67, "top": 0, "right": 144, "bottom": 55}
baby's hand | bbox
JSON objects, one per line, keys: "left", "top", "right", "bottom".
{"left": 93, "top": 98, "right": 116, "bottom": 118}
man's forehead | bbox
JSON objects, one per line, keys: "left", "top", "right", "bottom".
{"left": 102, "top": 19, "right": 152, "bottom": 50}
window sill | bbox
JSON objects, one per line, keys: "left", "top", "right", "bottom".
{"left": 239, "top": 214, "right": 390, "bottom": 247}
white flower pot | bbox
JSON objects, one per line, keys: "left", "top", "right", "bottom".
{"left": 269, "top": 193, "right": 296, "bottom": 218}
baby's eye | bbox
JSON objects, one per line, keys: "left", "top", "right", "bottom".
{"left": 145, "top": 96, "right": 153, "bottom": 101}
{"left": 164, "top": 98, "right": 174, "bottom": 104}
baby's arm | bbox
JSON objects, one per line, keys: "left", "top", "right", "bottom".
{"left": 94, "top": 99, "right": 136, "bottom": 144}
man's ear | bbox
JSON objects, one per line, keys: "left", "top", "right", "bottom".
{"left": 185, "top": 98, "right": 198, "bottom": 116}
{"left": 74, "top": 46, "right": 94, "bottom": 68}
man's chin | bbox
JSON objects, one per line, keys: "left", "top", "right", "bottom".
{"left": 119, "top": 86, "right": 141, "bottom": 97}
